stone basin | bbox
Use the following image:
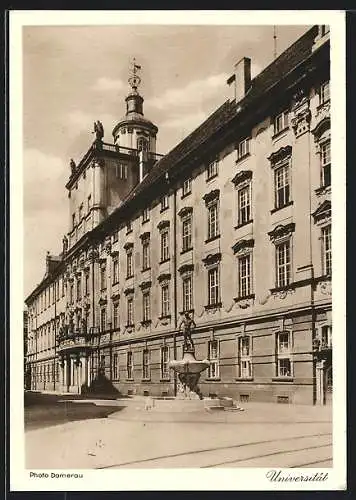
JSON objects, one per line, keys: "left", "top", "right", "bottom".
{"left": 169, "top": 351, "right": 210, "bottom": 374}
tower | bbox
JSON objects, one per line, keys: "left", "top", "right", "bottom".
{"left": 112, "top": 59, "right": 158, "bottom": 155}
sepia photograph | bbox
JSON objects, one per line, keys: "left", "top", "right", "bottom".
{"left": 10, "top": 10, "right": 346, "bottom": 491}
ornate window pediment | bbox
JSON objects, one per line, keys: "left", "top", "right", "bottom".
{"left": 202, "top": 252, "right": 222, "bottom": 266}
{"left": 139, "top": 231, "right": 150, "bottom": 240}
{"left": 123, "top": 242, "right": 133, "bottom": 251}
{"left": 312, "top": 200, "right": 331, "bottom": 224}
{"left": 124, "top": 287, "right": 134, "bottom": 296}
{"left": 232, "top": 238, "right": 254, "bottom": 255}
{"left": 157, "top": 272, "right": 171, "bottom": 283}
{"left": 111, "top": 292, "right": 120, "bottom": 301}
{"left": 203, "top": 189, "right": 220, "bottom": 205}
{"left": 157, "top": 220, "right": 170, "bottom": 231}
{"left": 231, "top": 170, "right": 252, "bottom": 187}
{"left": 268, "top": 223, "right": 295, "bottom": 243}
{"left": 268, "top": 146, "right": 292, "bottom": 166}
{"left": 139, "top": 280, "right": 152, "bottom": 290}
{"left": 178, "top": 206, "right": 193, "bottom": 218}
{"left": 311, "top": 116, "right": 330, "bottom": 139}
{"left": 178, "top": 263, "right": 194, "bottom": 274}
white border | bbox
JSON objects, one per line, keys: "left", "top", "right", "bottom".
{"left": 10, "top": 10, "right": 346, "bottom": 491}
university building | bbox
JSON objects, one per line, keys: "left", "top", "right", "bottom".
{"left": 25, "top": 25, "right": 332, "bottom": 405}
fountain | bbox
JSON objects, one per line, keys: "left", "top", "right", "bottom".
{"left": 169, "top": 314, "right": 210, "bottom": 401}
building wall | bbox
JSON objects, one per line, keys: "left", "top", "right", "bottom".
{"left": 25, "top": 27, "right": 331, "bottom": 404}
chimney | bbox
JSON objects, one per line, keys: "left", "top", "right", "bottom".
{"left": 227, "top": 57, "right": 251, "bottom": 102}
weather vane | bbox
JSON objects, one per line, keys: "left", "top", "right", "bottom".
{"left": 128, "top": 57, "right": 142, "bottom": 93}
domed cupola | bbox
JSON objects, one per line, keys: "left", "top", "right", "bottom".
{"left": 112, "top": 59, "right": 158, "bottom": 154}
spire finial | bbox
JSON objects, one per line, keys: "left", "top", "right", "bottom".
{"left": 128, "top": 58, "right": 142, "bottom": 93}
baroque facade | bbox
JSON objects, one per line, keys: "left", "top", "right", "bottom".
{"left": 25, "top": 25, "right": 332, "bottom": 405}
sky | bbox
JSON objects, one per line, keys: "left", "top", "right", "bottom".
{"left": 23, "top": 23, "right": 310, "bottom": 298}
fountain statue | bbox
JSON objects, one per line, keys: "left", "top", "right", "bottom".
{"left": 169, "top": 313, "right": 210, "bottom": 400}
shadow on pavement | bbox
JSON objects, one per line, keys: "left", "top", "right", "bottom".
{"left": 25, "top": 391, "right": 125, "bottom": 431}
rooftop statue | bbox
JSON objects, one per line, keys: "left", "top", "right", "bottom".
{"left": 93, "top": 120, "right": 104, "bottom": 141}
{"left": 62, "top": 235, "right": 68, "bottom": 254}
{"left": 69, "top": 158, "right": 76, "bottom": 174}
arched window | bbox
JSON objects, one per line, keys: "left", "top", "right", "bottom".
{"left": 137, "top": 137, "right": 148, "bottom": 152}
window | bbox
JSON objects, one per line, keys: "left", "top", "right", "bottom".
{"left": 137, "top": 137, "right": 148, "bottom": 152}
{"left": 273, "top": 110, "right": 289, "bottom": 136}
{"left": 85, "top": 273, "right": 89, "bottom": 296}
{"left": 182, "top": 276, "right": 193, "bottom": 312}
{"left": 112, "top": 230, "right": 118, "bottom": 243}
{"left": 113, "top": 302, "right": 119, "bottom": 330}
{"left": 161, "top": 346, "right": 170, "bottom": 380}
{"left": 100, "top": 266, "right": 106, "bottom": 290}
{"left": 161, "top": 284, "right": 170, "bottom": 317}
{"left": 72, "top": 213, "right": 76, "bottom": 229}
{"left": 182, "top": 216, "right": 192, "bottom": 252}
{"left": 127, "top": 351, "right": 133, "bottom": 379}
{"left": 182, "top": 178, "right": 192, "bottom": 197}
{"left": 208, "top": 340, "right": 219, "bottom": 379}
{"left": 112, "top": 353, "right": 119, "bottom": 380}
{"left": 76, "top": 277, "right": 82, "bottom": 300}
{"left": 142, "top": 240, "right": 150, "bottom": 270}
{"left": 207, "top": 202, "right": 219, "bottom": 240}
{"left": 237, "top": 185, "right": 251, "bottom": 225}
{"left": 276, "top": 331, "right": 293, "bottom": 377}
{"left": 87, "top": 194, "right": 92, "bottom": 212}
{"left": 62, "top": 278, "right": 65, "bottom": 297}
{"left": 319, "top": 81, "right": 330, "bottom": 105}
{"left": 238, "top": 254, "right": 252, "bottom": 298}
{"left": 69, "top": 283, "right": 74, "bottom": 304}
{"left": 126, "top": 220, "right": 132, "bottom": 233}
{"left": 127, "top": 298, "right": 134, "bottom": 326}
{"left": 208, "top": 267, "right": 220, "bottom": 306}
{"left": 276, "top": 241, "right": 291, "bottom": 288}
{"left": 142, "top": 349, "right": 150, "bottom": 379}
{"left": 161, "top": 194, "right": 169, "bottom": 211}
{"left": 160, "top": 230, "right": 170, "bottom": 262}
{"left": 322, "top": 225, "right": 332, "bottom": 276}
{"left": 116, "top": 163, "right": 128, "bottom": 180}
{"left": 142, "top": 292, "right": 151, "bottom": 322}
{"left": 100, "top": 308, "right": 106, "bottom": 333}
{"left": 238, "top": 336, "right": 252, "bottom": 378}
{"left": 237, "top": 137, "right": 250, "bottom": 161}
{"left": 321, "top": 325, "right": 332, "bottom": 349}
{"left": 113, "top": 259, "right": 119, "bottom": 284}
{"left": 126, "top": 252, "right": 133, "bottom": 278}
{"left": 206, "top": 159, "right": 218, "bottom": 180}
{"left": 274, "top": 163, "right": 290, "bottom": 209}
{"left": 142, "top": 207, "right": 150, "bottom": 223}
{"left": 320, "top": 140, "right": 331, "bottom": 187}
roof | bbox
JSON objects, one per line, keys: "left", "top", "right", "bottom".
{"left": 101, "top": 25, "right": 320, "bottom": 223}
{"left": 26, "top": 26, "right": 325, "bottom": 303}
